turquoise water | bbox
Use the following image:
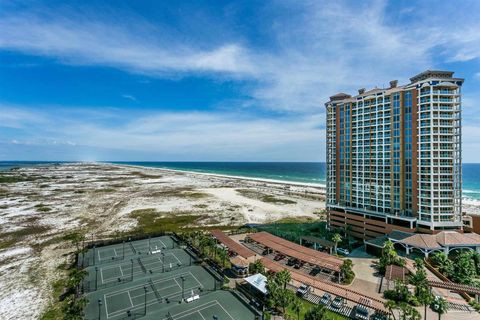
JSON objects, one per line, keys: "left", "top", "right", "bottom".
{"left": 2, "top": 161, "right": 480, "bottom": 200}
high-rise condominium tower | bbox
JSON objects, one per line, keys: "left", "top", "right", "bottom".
{"left": 325, "top": 70, "right": 463, "bottom": 240}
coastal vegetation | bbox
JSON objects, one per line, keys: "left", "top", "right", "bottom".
{"left": 236, "top": 189, "right": 297, "bottom": 204}
{"left": 40, "top": 231, "right": 88, "bottom": 320}
{"left": 129, "top": 209, "right": 206, "bottom": 233}
{"left": 429, "top": 251, "right": 480, "bottom": 286}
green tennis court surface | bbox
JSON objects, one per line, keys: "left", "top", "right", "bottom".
{"left": 83, "top": 249, "right": 193, "bottom": 290}
{"left": 82, "top": 236, "right": 260, "bottom": 320}
{"left": 80, "top": 236, "right": 177, "bottom": 267}
{"left": 153, "top": 290, "right": 258, "bottom": 320}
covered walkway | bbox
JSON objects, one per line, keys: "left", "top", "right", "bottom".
{"left": 247, "top": 232, "right": 342, "bottom": 272}
{"left": 210, "top": 229, "right": 256, "bottom": 259}
{"left": 261, "top": 258, "right": 387, "bottom": 313}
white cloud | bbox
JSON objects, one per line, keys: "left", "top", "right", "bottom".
{"left": 121, "top": 94, "right": 137, "bottom": 101}
{"left": 0, "top": 105, "right": 325, "bottom": 161}
{"left": 0, "top": 1, "right": 479, "bottom": 112}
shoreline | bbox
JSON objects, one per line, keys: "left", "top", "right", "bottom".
{"left": 102, "top": 162, "right": 327, "bottom": 189}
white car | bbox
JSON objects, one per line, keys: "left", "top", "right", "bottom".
{"left": 336, "top": 248, "right": 350, "bottom": 256}
{"left": 296, "top": 284, "right": 310, "bottom": 297}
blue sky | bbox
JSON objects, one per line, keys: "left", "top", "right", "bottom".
{"left": 1, "top": 0, "right": 480, "bottom": 162}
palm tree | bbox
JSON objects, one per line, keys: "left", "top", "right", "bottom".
{"left": 417, "top": 286, "right": 433, "bottom": 320}
{"left": 276, "top": 269, "right": 292, "bottom": 290}
{"left": 276, "top": 289, "right": 295, "bottom": 315}
{"left": 332, "top": 233, "right": 342, "bottom": 254}
{"left": 291, "top": 298, "right": 302, "bottom": 320}
{"left": 384, "top": 300, "right": 397, "bottom": 320}
{"left": 432, "top": 297, "right": 449, "bottom": 320}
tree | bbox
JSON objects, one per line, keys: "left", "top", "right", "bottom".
{"left": 384, "top": 300, "right": 398, "bottom": 320}
{"left": 430, "top": 252, "right": 453, "bottom": 278}
{"left": 417, "top": 286, "right": 433, "bottom": 320}
{"left": 379, "top": 240, "right": 405, "bottom": 273}
{"left": 452, "top": 251, "right": 477, "bottom": 284}
{"left": 410, "top": 258, "right": 428, "bottom": 288}
{"left": 249, "top": 260, "right": 265, "bottom": 275}
{"left": 276, "top": 289, "right": 295, "bottom": 315}
{"left": 291, "top": 298, "right": 302, "bottom": 320}
{"left": 332, "top": 233, "right": 342, "bottom": 254}
{"left": 304, "top": 304, "right": 328, "bottom": 320}
{"left": 399, "top": 302, "right": 421, "bottom": 320}
{"left": 276, "top": 269, "right": 292, "bottom": 290}
{"left": 340, "top": 259, "right": 355, "bottom": 284}
{"left": 431, "top": 297, "right": 449, "bottom": 320}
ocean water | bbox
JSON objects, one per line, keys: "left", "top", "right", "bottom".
{"left": 111, "top": 162, "right": 480, "bottom": 201}
{"left": 2, "top": 161, "right": 480, "bottom": 201}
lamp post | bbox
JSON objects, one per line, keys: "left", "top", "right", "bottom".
{"left": 98, "top": 299, "right": 102, "bottom": 320}
{"left": 93, "top": 245, "right": 96, "bottom": 265}
{"left": 122, "top": 240, "right": 125, "bottom": 260}
{"left": 131, "top": 259, "right": 134, "bottom": 281}
{"left": 95, "top": 267, "right": 99, "bottom": 291}
{"left": 144, "top": 286, "right": 148, "bottom": 315}
{"left": 181, "top": 276, "right": 185, "bottom": 300}
{"left": 148, "top": 236, "right": 151, "bottom": 252}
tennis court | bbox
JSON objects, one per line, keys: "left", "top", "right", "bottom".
{"left": 154, "top": 291, "right": 259, "bottom": 320}
{"left": 81, "top": 236, "right": 177, "bottom": 267}
{"left": 91, "top": 249, "right": 193, "bottom": 286}
{"left": 104, "top": 271, "right": 204, "bottom": 318}
{"left": 84, "top": 265, "right": 223, "bottom": 320}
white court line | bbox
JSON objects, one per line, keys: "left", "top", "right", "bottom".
{"left": 103, "top": 293, "right": 109, "bottom": 317}
{"left": 197, "top": 311, "right": 207, "bottom": 320}
{"left": 127, "top": 291, "right": 134, "bottom": 307}
{"left": 215, "top": 299, "right": 236, "bottom": 320}
{"left": 119, "top": 265, "right": 124, "bottom": 276}
{"left": 100, "top": 268, "right": 105, "bottom": 284}
{"left": 167, "top": 300, "right": 221, "bottom": 320}
{"left": 107, "top": 283, "right": 201, "bottom": 318}
{"left": 189, "top": 272, "right": 203, "bottom": 288}
{"left": 104, "top": 271, "right": 193, "bottom": 298}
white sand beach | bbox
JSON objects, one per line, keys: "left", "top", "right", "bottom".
{"left": 0, "top": 162, "right": 325, "bottom": 319}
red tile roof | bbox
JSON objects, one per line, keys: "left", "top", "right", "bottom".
{"left": 261, "top": 258, "right": 387, "bottom": 313}
{"left": 211, "top": 229, "right": 256, "bottom": 259}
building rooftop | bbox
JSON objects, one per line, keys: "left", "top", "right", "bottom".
{"left": 409, "top": 70, "right": 454, "bottom": 83}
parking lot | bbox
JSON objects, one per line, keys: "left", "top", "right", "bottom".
{"left": 243, "top": 238, "right": 336, "bottom": 282}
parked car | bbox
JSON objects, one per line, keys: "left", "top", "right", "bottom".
{"left": 274, "top": 253, "right": 285, "bottom": 261}
{"left": 331, "top": 296, "right": 344, "bottom": 309}
{"left": 294, "top": 261, "right": 304, "bottom": 269}
{"left": 262, "top": 248, "right": 271, "bottom": 255}
{"left": 309, "top": 266, "right": 321, "bottom": 276}
{"left": 287, "top": 258, "right": 297, "bottom": 266}
{"left": 296, "top": 284, "right": 311, "bottom": 297}
{"left": 336, "top": 248, "right": 350, "bottom": 256}
{"left": 320, "top": 293, "right": 331, "bottom": 305}
{"left": 354, "top": 305, "right": 369, "bottom": 320}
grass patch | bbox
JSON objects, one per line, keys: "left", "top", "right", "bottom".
{"left": 0, "top": 225, "right": 52, "bottom": 248}
{"left": 193, "top": 204, "right": 209, "bottom": 209}
{"left": 149, "top": 188, "right": 209, "bottom": 199}
{"left": 130, "top": 171, "right": 163, "bottom": 179}
{"left": 285, "top": 298, "right": 348, "bottom": 320}
{"left": 261, "top": 195, "right": 296, "bottom": 204}
{"left": 0, "top": 239, "right": 16, "bottom": 250}
{"left": 273, "top": 216, "right": 318, "bottom": 224}
{"left": 237, "top": 189, "right": 296, "bottom": 204}
{"left": 93, "top": 188, "right": 116, "bottom": 193}
{"left": 129, "top": 208, "right": 205, "bottom": 234}
{"left": 35, "top": 203, "right": 52, "bottom": 212}
{"left": 0, "top": 187, "right": 9, "bottom": 196}
{"left": 0, "top": 174, "right": 34, "bottom": 183}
